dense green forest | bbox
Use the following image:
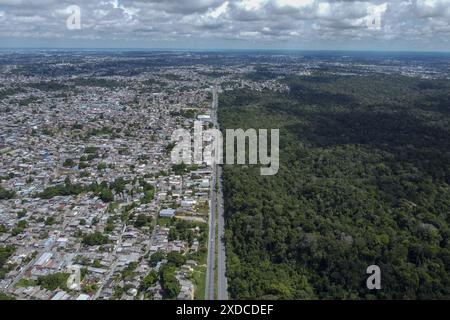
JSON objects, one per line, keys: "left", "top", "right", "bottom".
{"left": 219, "top": 73, "right": 450, "bottom": 299}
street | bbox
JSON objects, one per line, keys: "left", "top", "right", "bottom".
{"left": 205, "top": 86, "right": 228, "bottom": 300}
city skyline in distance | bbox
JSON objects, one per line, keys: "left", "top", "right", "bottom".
{"left": 1, "top": 0, "right": 450, "bottom": 52}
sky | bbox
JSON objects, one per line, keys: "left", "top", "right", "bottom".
{"left": 1, "top": 0, "right": 450, "bottom": 51}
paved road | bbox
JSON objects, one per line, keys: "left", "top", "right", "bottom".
{"left": 205, "top": 86, "right": 218, "bottom": 300}
{"left": 205, "top": 86, "right": 228, "bottom": 300}
{"left": 217, "top": 165, "right": 228, "bottom": 300}
{"left": 205, "top": 164, "right": 217, "bottom": 300}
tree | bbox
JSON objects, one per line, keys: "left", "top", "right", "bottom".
{"left": 141, "top": 189, "right": 155, "bottom": 204}
{"left": 166, "top": 252, "right": 186, "bottom": 267}
{"left": 0, "top": 292, "right": 15, "bottom": 300}
{"left": 97, "top": 163, "right": 107, "bottom": 171}
{"left": 37, "top": 273, "right": 69, "bottom": 291}
{"left": 149, "top": 251, "right": 165, "bottom": 267}
{"left": 111, "top": 177, "right": 127, "bottom": 194}
{"left": 45, "top": 216, "right": 56, "bottom": 226}
{"left": 140, "top": 181, "right": 155, "bottom": 204}
{"left": 0, "top": 246, "right": 15, "bottom": 279}
{"left": 82, "top": 232, "right": 108, "bottom": 246}
{"left": 160, "top": 265, "right": 180, "bottom": 299}
{"left": 99, "top": 188, "right": 114, "bottom": 203}
{"left": 140, "top": 271, "right": 158, "bottom": 291}
{"left": 134, "top": 214, "right": 151, "bottom": 228}
{"left": 11, "top": 220, "right": 27, "bottom": 236}
{"left": 0, "top": 186, "right": 15, "bottom": 200}
{"left": 92, "top": 259, "right": 102, "bottom": 268}
{"left": 0, "top": 225, "right": 8, "bottom": 234}
{"left": 218, "top": 81, "right": 450, "bottom": 299}
{"left": 17, "top": 210, "right": 27, "bottom": 219}
{"left": 63, "top": 158, "right": 76, "bottom": 167}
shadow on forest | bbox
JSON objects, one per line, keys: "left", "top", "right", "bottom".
{"left": 415, "top": 93, "right": 450, "bottom": 114}
{"left": 285, "top": 110, "right": 450, "bottom": 182}
{"left": 288, "top": 83, "right": 359, "bottom": 108}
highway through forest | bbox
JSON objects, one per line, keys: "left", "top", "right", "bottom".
{"left": 205, "top": 86, "right": 228, "bottom": 300}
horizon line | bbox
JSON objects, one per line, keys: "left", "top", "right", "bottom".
{"left": 1, "top": 47, "right": 450, "bottom": 54}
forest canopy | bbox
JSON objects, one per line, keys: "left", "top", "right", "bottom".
{"left": 219, "top": 73, "right": 450, "bottom": 299}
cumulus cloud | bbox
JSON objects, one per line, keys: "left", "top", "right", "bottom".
{"left": 415, "top": 0, "right": 450, "bottom": 17}
{"left": 0, "top": 0, "right": 449, "bottom": 50}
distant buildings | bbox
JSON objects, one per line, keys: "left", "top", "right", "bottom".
{"left": 159, "top": 208, "right": 175, "bottom": 218}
